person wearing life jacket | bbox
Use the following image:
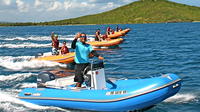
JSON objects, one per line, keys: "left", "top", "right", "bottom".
{"left": 106, "top": 27, "right": 111, "bottom": 35}
{"left": 51, "top": 32, "right": 59, "bottom": 55}
{"left": 116, "top": 25, "right": 119, "bottom": 32}
{"left": 95, "top": 29, "right": 102, "bottom": 41}
{"left": 71, "top": 33, "right": 104, "bottom": 88}
{"left": 111, "top": 29, "right": 115, "bottom": 34}
{"left": 60, "top": 41, "right": 69, "bottom": 55}
{"left": 102, "top": 34, "right": 108, "bottom": 41}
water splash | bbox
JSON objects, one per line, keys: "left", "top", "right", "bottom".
{"left": 0, "top": 56, "right": 63, "bottom": 70}
{"left": 0, "top": 35, "right": 94, "bottom": 48}
{"left": 0, "top": 42, "right": 71, "bottom": 48}
{"left": 0, "top": 42, "right": 51, "bottom": 48}
{"left": 0, "top": 91, "right": 65, "bottom": 112}
{"left": 14, "top": 83, "right": 37, "bottom": 89}
{"left": 164, "top": 93, "right": 197, "bottom": 103}
{"left": 0, "top": 35, "right": 75, "bottom": 41}
{"left": 0, "top": 73, "right": 35, "bottom": 82}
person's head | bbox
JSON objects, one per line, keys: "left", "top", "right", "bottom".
{"left": 54, "top": 34, "right": 58, "bottom": 40}
{"left": 79, "top": 33, "right": 87, "bottom": 43}
{"left": 63, "top": 41, "right": 66, "bottom": 45}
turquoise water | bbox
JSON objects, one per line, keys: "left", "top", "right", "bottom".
{"left": 0, "top": 22, "right": 200, "bottom": 112}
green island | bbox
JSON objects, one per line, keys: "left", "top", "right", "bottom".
{"left": 1, "top": 0, "right": 200, "bottom": 26}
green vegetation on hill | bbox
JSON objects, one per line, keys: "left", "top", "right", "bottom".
{"left": 1, "top": 0, "right": 200, "bottom": 26}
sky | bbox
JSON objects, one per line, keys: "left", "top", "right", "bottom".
{"left": 0, "top": 0, "right": 200, "bottom": 22}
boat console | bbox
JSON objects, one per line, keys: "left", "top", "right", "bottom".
{"left": 84, "top": 60, "right": 106, "bottom": 90}
{"left": 37, "top": 60, "right": 107, "bottom": 90}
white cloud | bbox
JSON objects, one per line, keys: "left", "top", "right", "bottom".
{"left": 47, "top": 1, "right": 62, "bottom": 11}
{"left": 34, "top": 0, "right": 46, "bottom": 12}
{"left": 107, "top": 2, "right": 114, "bottom": 8}
{"left": 101, "top": 2, "right": 115, "bottom": 10}
{"left": 2, "top": 0, "right": 11, "bottom": 5}
{"left": 80, "top": 2, "right": 95, "bottom": 7}
{"left": 63, "top": 1, "right": 96, "bottom": 10}
{"left": 122, "top": 0, "right": 134, "bottom": 3}
{"left": 81, "top": 2, "right": 89, "bottom": 7}
{"left": 63, "top": 1, "right": 72, "bottom": 10}
{"left": 34, "top": 0, "right": 42, "bottom": 7}
{"left": 88, "top": 0, "right": 97, "bottom": 2}
{"left": 80, "top": 2, "right": 96, "bottom": 8}
{"left": 0, "top": 0, "right": 136, "bottom": 22}
{"left": 16, "top": 0, "right": 29, "bottom": 12}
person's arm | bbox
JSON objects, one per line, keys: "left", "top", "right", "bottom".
{"left": 91, "top": 50, "right": 104, "bottom": 60}
{"left": 60, "top": 46, "right": 63, "bottom": 54}
{"left": 51, "top": 32, "right": 54, "bottom": 40}
{"left": 71, "top": 39, "right": 77, "bottom": 49}
{"left": 98, "top": 35, "right": 102, "bottom": 41}
{"left": 71, "top": 33, "right": 81, "bottom": 49}
{"left": 91, "top": 50, "right": 99, "bottom": 57}
{"left": 66, "top": 46, "right": 69, "bottom": 53}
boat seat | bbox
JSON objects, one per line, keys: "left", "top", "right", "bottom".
{"left": 45, "top": 75, "right": 76, "bottom": 88}
{"left": 37, "top": 71, "right": 76, "bottom": 88}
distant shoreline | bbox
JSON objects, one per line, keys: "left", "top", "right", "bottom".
{"left": 1, "top": 21, "right": 200, "bottom": 27}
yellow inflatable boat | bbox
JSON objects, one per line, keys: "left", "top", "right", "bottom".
{"left": 35, "top": 52, "right": 75, "bottom": 64}
{"left": 88, "top": 38, "right": 124, "bottom": 47}
{"left": 108, "top": 28, "right": 130, "bottom": 39}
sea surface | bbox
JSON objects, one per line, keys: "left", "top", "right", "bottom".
{"left": 0, "top": 22, "right": 200, "bottom": 112}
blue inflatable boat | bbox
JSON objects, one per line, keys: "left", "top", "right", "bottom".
{"left": 18, "top": 61, "right": 181, "bottom": 111}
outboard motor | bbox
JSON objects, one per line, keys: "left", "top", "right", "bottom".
{"left": 37, "top": 72, "right": 56, "bottom": 88}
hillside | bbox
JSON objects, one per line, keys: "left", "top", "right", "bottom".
{"left": 1, "top": 0, "right": 200, "bottom": 26}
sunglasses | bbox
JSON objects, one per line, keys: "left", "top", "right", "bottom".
{"left": 80, "top": 36, "right": 86, "bottom": 38}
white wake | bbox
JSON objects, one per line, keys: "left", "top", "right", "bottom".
{"left": 0, "top": 35, "right": 75, "bottom": 41}
{"left": 0, "top": 91, "right": 60, "bottom": 112}
{"left": 0, "top": 56, "right": 63, "bottom": 70}
{"left": 164, "top": 93, "right": 197, "bottom": 103}
{"left": 0, "top": 73, "right": 35, "bottom": 82}
{"left": 0, "top": 42, "right": 51, "bottom": 48}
